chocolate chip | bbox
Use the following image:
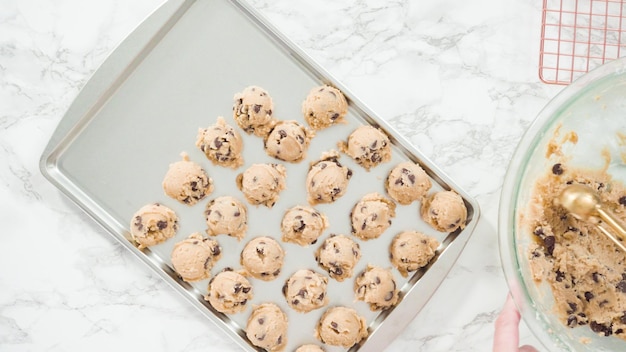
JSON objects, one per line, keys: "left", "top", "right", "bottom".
{"left": 253, "top": 104, "right": 262, "bottom": 113}
{"left": 242, "top": 286, "right": 251, "bottom": 294}
{"left": 552, "top": 163, "right": 564, "bottom": 175}
{"left": 592, "top": 272, "right": 601, "bottom": 283}
{"left": 408, "top": 174, "right": 416, "bottom": 184}
{"left": 204, "top": 257, "right": 212, "bottom": 269}
{"left": 292, "top": 299, "right": 299, "bottom": 305}
{"left": 258, "top": 318, "right": 264, "bottom": 325}
{"left": 278, "top": 130, "right": 287, "bottom": 138}
{"left": 233, "top": 211, "right": 240, "bottom": 217}
{"left": 384, "top": 291, "right": 394, "bottom": 301}
{"left": 331, "top": 113, "right": 339, "bottom": 120}
{"left": 543, "top": 235, "right": 555, "bottom": 255}
{"left": 584, "top": 291, "right": 594, "bottom": 301}
{"left": 282, "top": 283, "right": 288, "bottom": 296}
{"left": 333, "top": 267, "right": 343, "bottom": 276}
{"left": 556, "top": 270, "right": 565, "bottom": 282}
{"left": 617, "top": 280, "right": 626, "bottom": 293}
{"left": 620, "top": 196, "right": 626, "bottom": 206}
{"left": 567, "top": 315, "right": 578, "bottom": 327}
{"left": 330, "top": 321, "right": 338, "bottom": 328}
{"left": 590, "top": 321, "right": 612, "bottom": 336}
{"left": 213, "top": 138, "right": 223, "bottom": 149}
{"left": 157, "top": 220, "right": 168, "bottom": 230}
{"left": 320, "top": 163, "right": 327, "bottom": 169}
{"left": 566, "top": 302, "right": 577, "bottom": 314}
{"left": 297, "top": 289, "right": 307, "bottom": 298}
{"left": 371, "top": 140, "right": 378, "bottom": 149}
{"left": 234, "top": 283, "right": 242, "bottom": 293}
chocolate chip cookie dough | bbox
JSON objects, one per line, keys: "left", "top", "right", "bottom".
{"left": 162, "top": 153, "right": 213, "bottom": 205}
{"left": 237, "top": 163, "right": 287, "bottom": 208}
{"left": 265, "top": 120, "right": 313, "bottom": 163}
{"left": 315, "top": 306, "right": 368, "bottom": 348}
{"left": 421, "top": 190, "right": 467, "bottom": 232}
{"left": 246, "top": 302, "right": 288, "bottom": 351}
{"left": 339, "top": 125, "right": 391, "bottom": 171}
{"left": 315, "top": 234, "right": 361, "bottom": 282}
{"left": 241, "top": 236, "right": 285, "bottom": 281}
{"left": 385, "top": 161, "right": 431, "bottom": 205}
{"left": 350, "top": 192, "right": 396, "bottom": 240}
{"left": 281, "top": 205, "right": 329, "bottom": 246}
{"left": 233, "top": 86, "right": 276, "bottom": 137}
{"left": 526, "top": 163, "right": 626, "bottom": 340}
{"left": 130, "top": 203, "right": 178, "bottom": 249}
{"left": 205, "top": 268, "right": 253, "bottom": 314}
{"left": 354, "top": 265, "right": 399, "bottom": 311}
{"left": 390, "top": 230, "right": 439, "bottom": 277}
{"left": 295, "top": 344, "right": 325, "bottom": 352}
{"left": 205, "top": 196, "right": 248, "bottom": 240}
{"left": 196, "top": 116, "right": 244, "bottom": 169}
{"left": 306, "top": 150, "right": 353, "bottom": 205}
{"left": 170, "top": 232, "right": 221, "bottom": 282}
{"left": 302, "top": 85, "right": 348, "bottom": 130}
{"left": 282, "top": 269, "right": 328, "bottom": 313}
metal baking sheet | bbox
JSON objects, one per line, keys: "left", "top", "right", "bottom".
{"left": 39, "top": 0, "right": 480, "bottom": 351}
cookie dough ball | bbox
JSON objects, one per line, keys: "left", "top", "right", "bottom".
{"left": 171, "top": 232, "right": 221, "bottom": 282}
{"left": 306, "top": 151, "right": 353, "bottom": 205}
{"left": 265, "top": 120, "right": 313, "bottom": 163}
{"left": 281, "top": 205, "right": 329, "bottom": 246}
{"left": 205, "top": 196, "right": 248, "bottom": 240}
{"left": 241, "top": 236, "right": 285, "bottom": 281}
{"left": 162, "top": 153, "right": 213, "bottom": 205}
{"left": 205, "top": 268, "right": 253, "bottom": 314}
{"left": 237, "top": 163, "right": 287, "bottom": 208}
{"left": 315, "top": 306, "right": 368, "bottom": 348}
{"left": 390, "top": 231, "right": 439, "bottom": 277}
{"left": 295, "top": 345, "right": 325, "bottom": 352}
{"left": 130, "top": 203, "right": 178, "bottom": 248}
{"left": 302, "top": 85, "right": 348, "bottom": 130}
{"left": 246, "top": 303, "right": 288, "bottom": 352}
{"left": 315, "top": 234, "right": 361, "bottom": 282}
{"left": 421, "top": 190, "right": 467, "bottom": 232}
{"left": 282, "top": 269, "right": 328, "bottom": 313}
{"left": 354, "top": 265, "right": 399, "bottom": 310}
{"left": 233, "top": 86, "right": 275, "bottom": 137}
{"left": 196, "top": 116, "right": 244, "bottom": 169}
{"left": 339, "top": 125, "right": 391, "bottom": 171}
{"left": 385, "top": 161, "right": 431, "bottom": 205}
{"left": 350, "top": 192, "right": 396, "bottom": 240}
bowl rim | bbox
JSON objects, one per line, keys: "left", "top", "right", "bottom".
{"left": 498, "top": 56, "right": 626, "bottom": 351}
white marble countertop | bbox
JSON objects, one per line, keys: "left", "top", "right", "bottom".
{"left": 1, "top": 0, "right": 567, "bottom": 351}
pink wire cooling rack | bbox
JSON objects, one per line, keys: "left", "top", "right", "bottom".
{"left": 539, "top": 0, "right": 626, "bottom": 85}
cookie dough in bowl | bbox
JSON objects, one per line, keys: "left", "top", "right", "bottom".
{"left": 281, "top": 205, "right": 329, "bottom": 246}
{"left": 241, "top": 236, "right": 285, "bottom": 281}
{"left": 315, "top": 306, "right": 368, "bottom": 348}
{"left": 389, "top": 230, "right": 439, "bottom": 277}
{"left": 130, "top": 203, "right": 178, "bottom": 249}
{"left": 264, "top": 120, "right": 313, "bottom": 163}
{"left": 170, "top": 232, "right": 221, "bottom": 282}
{"left": 237, "top": 163, "right": 287, "bottom": 208}
{"left": 205, "top": 196, "right": 248, "bottom": 240}
{"left": 354, "top": 265, "right": 399, "bottom": 311}
{"left": 205, "top": 268, "right": 253, "bottom": 314}
{"left": 306, "top": 150, "right": 353, "bottom": 205}
{"left": 421, "top": 190, "right": 467, "bottom": 232}
{"left": 385, "top": 161, "right": 432, "bottom": 205}
{"left": 339, "top": 125, "right": 391, "bottom": 171}
{"left": 162, "top": 153, "right": 213, "bottom": 206}
{"left": 302, "top": 85, "right": 348, "bottom": 130}
{"left": 350, "top": 192, "right": 396, "bottom": 240}
{"left": 282, "top": 269, "right": 328, "bottom": 313}
{"left": 246, "top": 302, "right": 288, "bottom": 351}
{"left": 315, "top": 234, "right": 361, "bottom": 282}
{"left": 233, "top": 85, "right": 276, "bottom": 137}
{"left": 195, "top": 116, "right": 244, "bottom": 169}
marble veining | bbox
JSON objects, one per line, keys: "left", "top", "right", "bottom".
{"left": 1, "top": 0, "right": 569, "bottom": 351}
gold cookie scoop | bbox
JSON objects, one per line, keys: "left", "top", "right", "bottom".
{"left": 558, "top": 183, "right": 626, "bottom": 253}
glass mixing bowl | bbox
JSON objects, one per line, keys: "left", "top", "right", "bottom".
{"left": 499, "top": 57, "right": 626, "bottom": 351}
